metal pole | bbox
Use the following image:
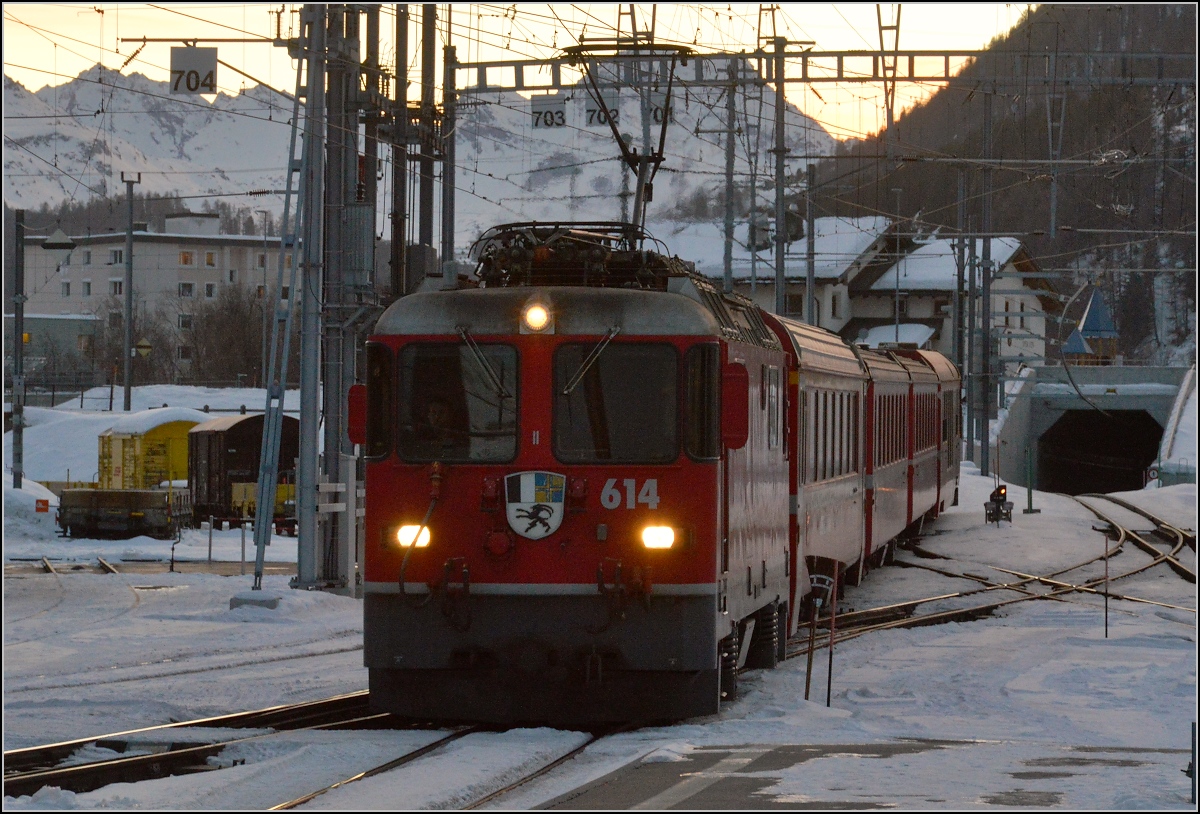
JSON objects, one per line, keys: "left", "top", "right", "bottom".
{"left": 804, "top": 596, "right": 818, "bottom": 701}
{"left": 296, "top": 6, "right": 328, "bottom": 589}
{"left": 722, "top": 61, "right": 736, "bottom": 295}
{"left": 1104, "top": 529, "right": 1109, "bottom": 638}
{"left": 441, "top": 41, "right": 457, "bottom": 287}
{"left": 121, "top": 173, "right": 140, "bottom": 411}
{"left": 967, "top": 227, "right": 977, "bottom": 464}
{"left": 772, "top": 36, "right": 788, "bottom": 316}
{"left": 391, "top": 4, "right": 409, "bottom": 296}
{"left": 258, "top": 209, "right": 269, "bottom": 386}
{"left": 954, "top": 171, "right": 965, "bottom": 371}
{"left": 893, "top": 187, "right": 902, "bottom": 342}
{"left": 419, "top": 3, "right": 436, "bottom": 248}
{"left": 826, "top": 570, "right": 838, "bottom": 707}
{"left": 980, "top": 87, "right": 994, "bottom": 477}
{"left": 806, "top": 164, "right": 815, "bottom": 324}
{"left": 1023, "top": 447, "right": 1040, "bottom": 514}
{"left": 12, "top": 209, "right": 25, "bottom": 490}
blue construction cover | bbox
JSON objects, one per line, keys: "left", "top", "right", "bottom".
{"left": 1062, "top": 328, "right": 1093, "bottom": 355}
{"left": 1079, "top": 288, "right": 1119, "bottom": 338}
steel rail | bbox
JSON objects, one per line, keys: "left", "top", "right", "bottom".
{"left": 1074, "top": 497, "right": 1195, "bottom": 583}
{"left": 269, "top": 726, "right": 486, "bottom": 810}
{"left": 3, "top": 691, "right": 370, "bottom": 775}
{"left": 1081, "top": 492, "right": 1196, "bottom": 552}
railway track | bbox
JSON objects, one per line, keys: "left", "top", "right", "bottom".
{"left": 5, "top": 692, "right": 626, "bottom": 810}
{"left": 1, "top": 692, "right": 417, "bottom": 798}
{"left": 786, "top": 496, "right": 1196, "bottom": 658}
{"left": 1072, "top": 495, "right": 1195, "bottom": 584}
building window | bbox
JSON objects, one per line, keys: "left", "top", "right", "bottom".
{"left": 257, "top": 253, "right": 267, "bottom": 269}
{"left": 109, "top": 280, "right": 123, "bottom": 296}
{"left": 205, "top": 282, "right": 217, "bottom": 298}
{"left": 77, "top": 334, "right": 93, "bottom": 353}
{"left": 280, "top": 285, "right": 290, "bottom": 300}
{"left": 83, "top": 250, "right": 92, "bottom": 265}
{"left": 61, "top": 281, "right": 71, "bottom": 297}
{"left": 109, "top": 249, "right": 123, "bottom": 265}
{"left": 228, "top": 269, "right": 237, "bottom": 283}
{"left": 830, "top": 292, "right": 841, "bottom": 319}
{"left": 177, "top": 345, "right": 193, "bottom": 361}
{"left": 82, "top": 281, "right": 91, "bottom": 297}
{"left": 1004, "top": 299, "right": 1010, "bottom": 327}
{"left": 256, "top": 284, "right": 266, "bottom": 298}
{"left": 179, "top": 282, "right": 195, "bottom": 298}
{"left": 178, "top": 314, "right": 193, "bottom": 330}
{"left": 179, "top": 250, "right": 195, "bottom": 266}
{"left": 1019, "top": 301, "right": 1026, "bottom": 329}
{"left": 205, "top": 251, "right": 217, "bottom": 267}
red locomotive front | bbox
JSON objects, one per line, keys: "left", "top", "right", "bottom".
{"left": 356, "top": 225, "right": 791, "bottom": 725}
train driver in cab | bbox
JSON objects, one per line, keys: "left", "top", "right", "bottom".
{"left": 413, "top": 396, "right": 468, "bottom": 458}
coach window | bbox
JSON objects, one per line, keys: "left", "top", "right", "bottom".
{"left": 554, "top": 343, "right": 677, "bottom": 464}
{"left": 397, "top": 343, "right": 518, "bottom": 463}
{"left": 684, "top": 344, "right": 720, "bottom": 460}
{"left": 364, "top": 343, "right": 393, "bottom": 460}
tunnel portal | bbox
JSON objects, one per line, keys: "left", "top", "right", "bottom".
{"left": 1037, "top": 410, "right": 1163, "bottom": 495}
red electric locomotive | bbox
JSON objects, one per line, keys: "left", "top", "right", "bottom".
{"left": 352, "top": 221, "right": 961, "bottom": 726}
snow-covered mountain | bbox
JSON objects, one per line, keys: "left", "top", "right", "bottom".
{"left": 3, "top": 67, "right": 293, "bottom": 208}
{"left": 4, "top": 63, "right": 836, "bottom": 251}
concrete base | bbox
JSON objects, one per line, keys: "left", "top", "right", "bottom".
{"left": 230, "top": 591, "right": 281, "bottom": 610}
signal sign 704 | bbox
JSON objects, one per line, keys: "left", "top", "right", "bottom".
{"left": 170, "top": 47, "right": 218, "bottom": 94}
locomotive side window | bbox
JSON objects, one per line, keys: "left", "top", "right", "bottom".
{"left": 397, "top": 343, "right": 518, "bottom": 463}
{"left": 765, "top": 366, "right": 781, "bottom": 450}
{"left": 554, "top": 343, "right": 678, "bottom": 463}
{"left": 685, "top": 344, "right": 720, "bottom": 461}
{"left": 364, "top": 342, "right": 394, "bottom": 460}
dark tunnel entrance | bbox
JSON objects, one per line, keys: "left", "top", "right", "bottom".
{"left": 1037, "top": 410, "right": 1163, "bottom": 495}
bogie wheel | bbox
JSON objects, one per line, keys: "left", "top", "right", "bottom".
{"left": 744, "top": 602, "right": 780, "bottom": 670}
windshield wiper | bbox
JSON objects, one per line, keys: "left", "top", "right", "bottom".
{"left": 562, "top": 326, "right": 621, "bottom": 396}
{"left": 457, "top": 326, "right": 512, "bottom": 400}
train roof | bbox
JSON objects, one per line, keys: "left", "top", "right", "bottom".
{"left": 100, "top": 407, "right": 210, "bottom": 437}
{"left": 890, "top": 352, "right": 941, "bottom": 385}
{"left": 764, "top": 314, "right": 866, "bottom": 379}
{"left": 890, "top": 347, "right": 961, "bottom": 384}
{"left": 374, "top": 286, "right": 723, "bottom": 338}
{"left": 852, "top": 346, "right": 912, "bottom": 384}
{"left": 188, "top": 413, "right": 282, "bottom": 434}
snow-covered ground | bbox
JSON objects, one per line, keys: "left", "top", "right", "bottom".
{"left": 3, "top": 387, "right": 1197, "bottom": 809}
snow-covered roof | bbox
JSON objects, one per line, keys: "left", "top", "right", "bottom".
{"left": 653, "top": 216, "right": 891, "bottom": 281}
{"left": 101, "top": 406, "right": 212, "bottom": 436}
{"left": 871, "top": 237, "right": 1023, "bottom": 291}
{"left": 856, "top": 323, "right": 936, "bottom": 349}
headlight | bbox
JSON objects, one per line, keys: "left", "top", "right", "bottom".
{"left": 521, "top": 299, "right": 554, "bottom": 333}
{"left": 396, "top": 525, "right": 431, "bottom": 548}
{"left": 641, "top": 526, "right": 675, "bottom": 549}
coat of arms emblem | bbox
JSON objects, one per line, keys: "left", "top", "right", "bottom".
{"left": 505, "top": 471, "right": 566, "bottom": 539}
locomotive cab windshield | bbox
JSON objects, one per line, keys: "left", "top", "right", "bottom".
{"left": 397, "top": 343, "right": 519, "bottom": 463}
